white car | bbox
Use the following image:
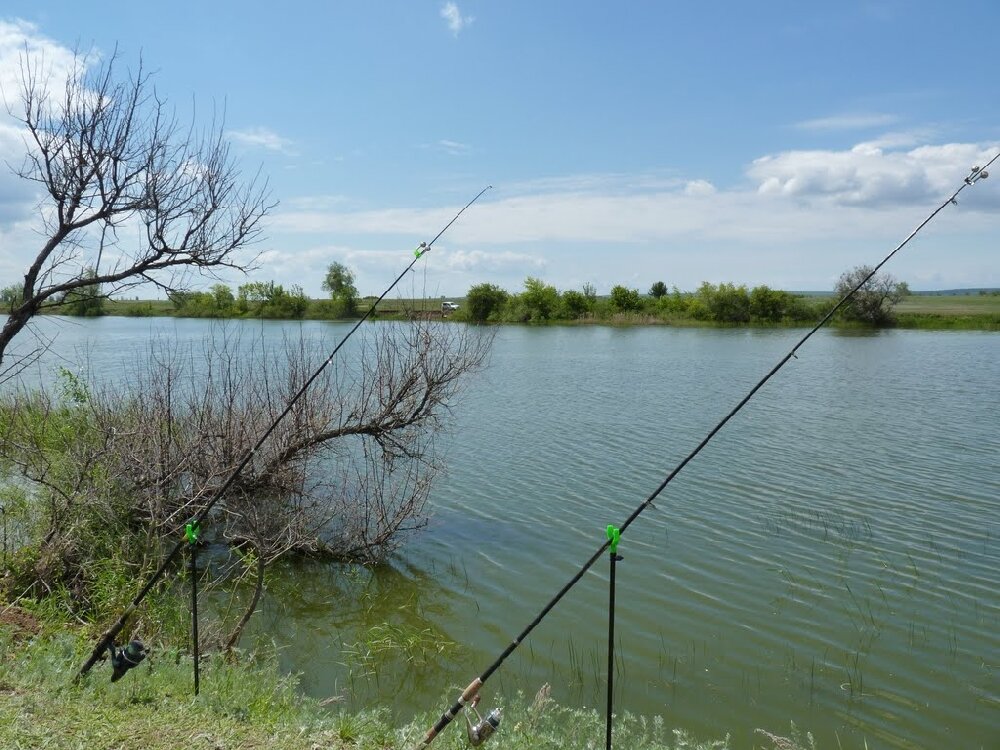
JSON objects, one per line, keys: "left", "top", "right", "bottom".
{"left": 441, "top": 301, "right": 460, "bottom": 312}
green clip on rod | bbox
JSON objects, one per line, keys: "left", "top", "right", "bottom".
{"left": 605, "top": 525, "right": 623, "bottom": 750}
{"left": 186, "top": 520, "right": 201, "bottom": 695}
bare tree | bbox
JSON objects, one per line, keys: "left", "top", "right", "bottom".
{"left": 0, "top": 320, "right": 492, "bottom": 649}
{"left": 0, "top": 48, "right": 272, "bottom": 380}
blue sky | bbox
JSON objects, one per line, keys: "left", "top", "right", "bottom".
{"left": 1, "top": 1, "right": 999, "bottom": 297}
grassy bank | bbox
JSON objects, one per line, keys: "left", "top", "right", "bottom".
{"left": 96, "top": 293, "right": 1000, "bottom": 331}
{"left": 100, "top": 296, "right": 448, "bottom": 321}
{"left": 893, "top": 294, "right": 1000, "bottom": 330}
{"left": 0, "top": 607, "right": 822, "bottom": 750}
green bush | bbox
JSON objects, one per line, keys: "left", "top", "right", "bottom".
{"left": 59, "top": 269, "right": 105, "bottom": 317}
{"left": 465, "top": 283, "right": 509, "bottom": 322}
{"left": 610, "top": 285, "right": 642, "bottom": 312}
{"left": 236, "top": 281, "right": 309, "bottom": 318}
{"left": 559, "top": 289, "right": 592, "bottom": 319}
{"left": 695, "top": 282, "right": 750, "bottom": 323}
{"left": 519, "top": 277, "right": 560, "bottom": 322}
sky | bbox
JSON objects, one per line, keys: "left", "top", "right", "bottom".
{"left": 1, "top": 1, "right": 999, "bottom": 298}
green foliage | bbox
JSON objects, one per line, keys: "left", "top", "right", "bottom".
{"left": 559, "top": 289, "right": 592, "bottom": 318}
{"left": 168, "top": 289, "right": 213, "bottom": 315}
{"left": 452, "top": 278, "right": 833, "bottom": 327}
{"left": 403, "top": 690, "right": 732, "bottom": 750}
{"left": 0, "top": 628, "right": 367, "bottom": 749}
{"left": 748, "top": 285, "right": 813, "bottom": 323}
{"left": 835, "top": 265, "right": 907, "bottom": 325}
{"left": 515, "top": 277, "right": 560, "bottom": 322}
{"left": 655, "top": 286, "right": 691, "bottom": 315}
{"left": 465, "top": 283, "right": 509, "bottom": 322}
{"left": 0, "top": 626, "right": 741, "bottom": 750}
{"left": 236, "top": 281, "right": 309, "bottom": 318}
{"left": 57, "top": 367, "right": 90, "bottom": 405}
{"left": 0, "top": 392, "right": 162, "bottom": 624}
{"left": 59, "top": 269, "right": 105, "bottom": 316}
{"left": 342, "top": 621, "right": 456, "bottom": 679}
{"left": 168, "top": 284, "right": 239, "bottom": 317}
{"left": 211, "top": 283, "right": 235, "bottom": 311}
{"left": 649, "top": 280, "right": 668, "bottom": 298}
{"left": 694, "top": 282, "right": 750, "bottom": 323}
{"left": 322, "top": 262, "right": 359, "bottom": 316}
{"left": 1, "top": 281, "right": 23, "bottom": 311}
{"left": 610, "top": 285, "right": 642, "bottom": 312}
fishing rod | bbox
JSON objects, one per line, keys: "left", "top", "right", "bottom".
{"left": 412, "top": 157, "right": 998, "bottom": 749}
{"left": 76, "top": 185, "right": 493, "bottom": 680}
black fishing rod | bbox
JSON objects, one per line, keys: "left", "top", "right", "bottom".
{"left": 412, "top": 158, "right": 997, "bottom": 749}
{"left": 77, "top": 185, "right": 493, "bottom": 680}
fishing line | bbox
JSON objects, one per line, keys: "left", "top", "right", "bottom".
{"left": 412, "top": 157, "right": 998, "bottom": 749}
{"left": 76, "top": 185, "right": 493, "bottom": 680}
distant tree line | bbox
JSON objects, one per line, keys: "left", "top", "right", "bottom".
{"left": 164, "top": 262, "right": 360, "bottom": 319}
{"left": 20, "top": 262, "right": 910, "bottom": 327}
{"left": 459, "top": 266, "right": 910, "bottom": 326}
{"left": 460, "top": 278, "right": 819, "bottom": 325}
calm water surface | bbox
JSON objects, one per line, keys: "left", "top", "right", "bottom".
{"left": 10, "top": 317, "right": 999, "bottom": 749}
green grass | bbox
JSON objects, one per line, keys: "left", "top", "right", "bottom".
{"left": 893, "top": 294, "right": 1000, "bottom": 330}
{"left": 0, "top": 623, "right": 365, "bottom": 750}
{"left": 0, "top": 614, "right": 810, "bottom": 750}
{"left": 895, "top": 293, "right": 1000, "bottom": 315}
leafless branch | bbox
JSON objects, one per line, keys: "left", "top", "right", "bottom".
{"left": 1, "top": 46, "right": 273, "bottom": 377}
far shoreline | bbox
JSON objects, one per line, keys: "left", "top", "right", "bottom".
{"left": 45, "top": 294, "right": 1000, "bottom": 333}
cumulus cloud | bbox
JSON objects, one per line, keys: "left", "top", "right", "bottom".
{"left": 264, "top": 139, "right": 1000, "bottom": 292}
{"left": 0, "top": 122, "right": 35, "bottom": 222}
{"left": 0, "top": 20, "right": 78, "bottom": 109}
{"left": 683, "top": 179, "right": 716, "bottom": 197}
{"left": 749, "top": 142, "right": 999, "bottom": 207}
{"left": 272, "top": 141, "right": 999, "bottom": 249}
{"left": 441, "top": 2, "right": 473, "bottom": 36}
{"left": 0, "top": 20, "right": 80, "bottom": 238}
{"left": 227, "top": 126, "right": 295, "bottom": 154}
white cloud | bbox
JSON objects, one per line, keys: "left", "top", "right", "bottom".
{"left": 749, "top": 142, "right": 999, "bottom": 207}
{"left": 437, "top": 248, "right": 545, "bottom": 272}
{"left": 0, "top": 20, "right": 81, "bottom": 239}
{"left": 794, "top": 113, "right": 899, "bottom": 131}
{"left": 227, "top": 126, "right": 295, "bottom": 154}
{"left": 264, "top": 140, "right": 1000, "bottom": 293}
{"left": 437, "top": 139, "right": 471, "bottom": 155}
{"left": 683, "top": 179, "right": 716, "bottom": 197}
{"left": 272, "top": 142, "right": 1000, "bottom": 247}
{"left": 0, "top": 20, "right": 78, "bottom": 110}
{"left": 441, "top": 2, "right": 473, "bottom": 36}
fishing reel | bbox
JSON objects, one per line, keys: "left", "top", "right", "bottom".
{"left": 107, "top": 639, "right": 147, "bottom": 682}
{"left": 465, "top": 693, "right": 502, "bottom": 746}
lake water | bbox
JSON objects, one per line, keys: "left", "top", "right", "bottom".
{"left": 7, "top": 317, "right": 999, "bottom": 749}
